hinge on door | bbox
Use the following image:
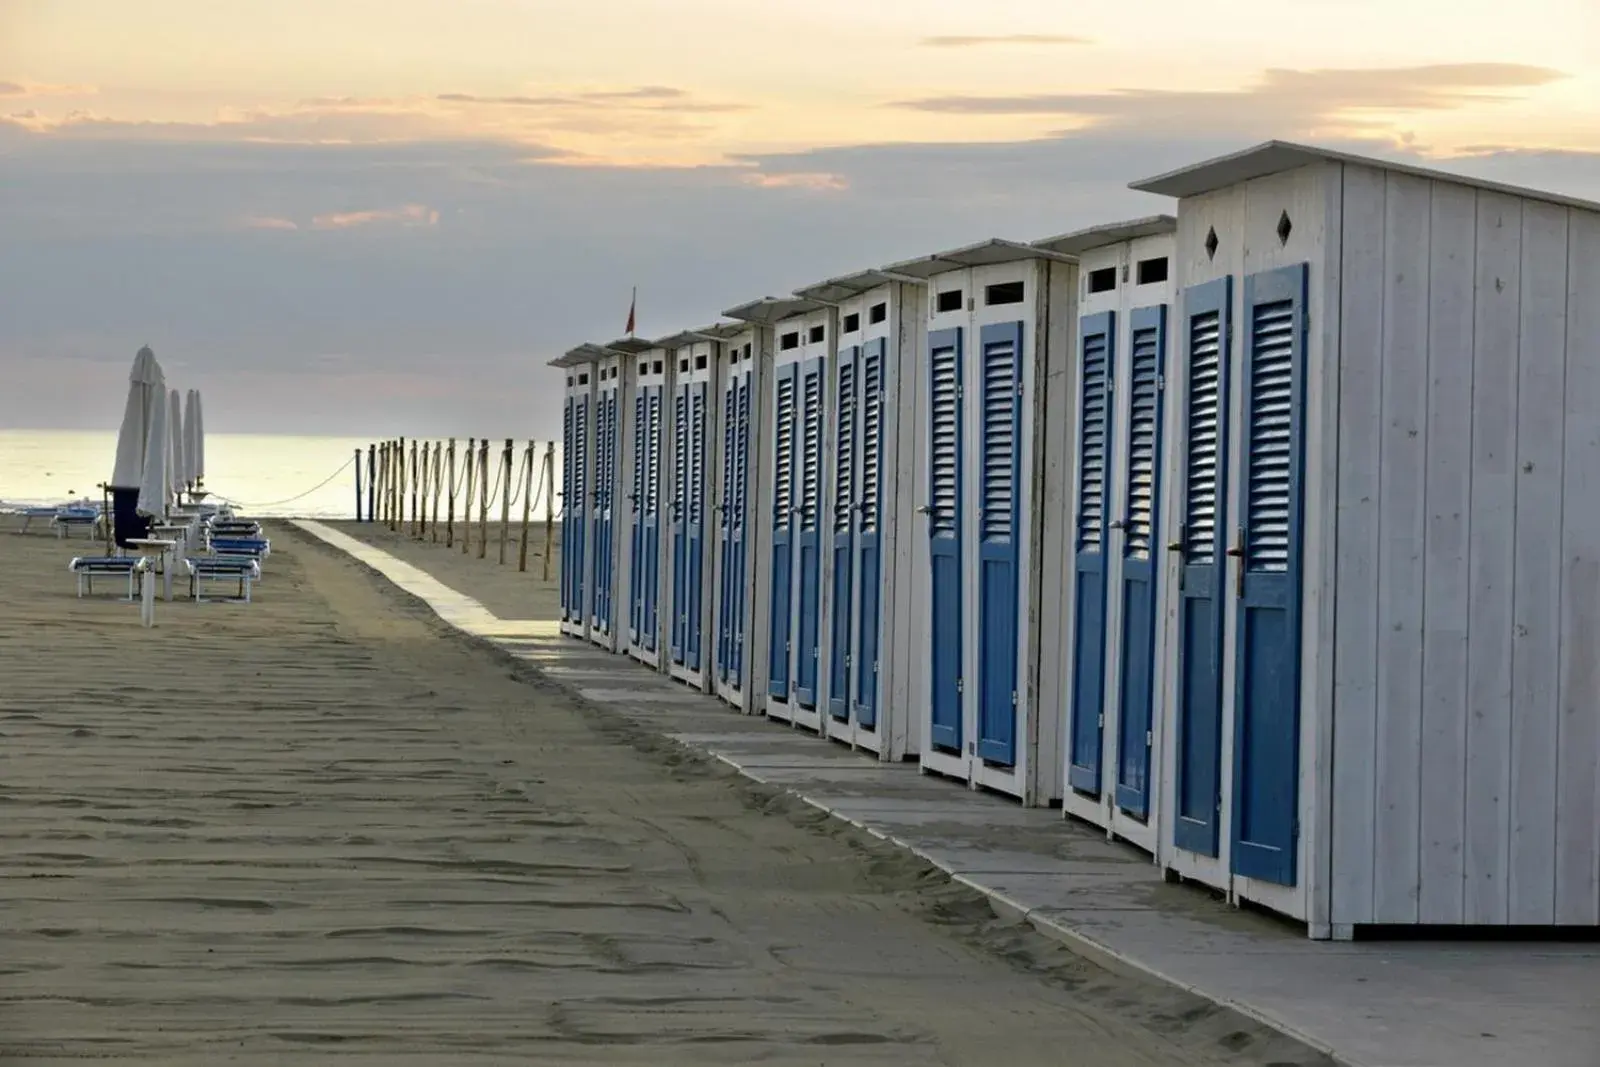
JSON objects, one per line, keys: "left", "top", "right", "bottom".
{"left": 1156, "top": 374, "right": 1166, "bottom": 391}
{"left": 1146, "top": 730, "right": 1153, "bottom": 747}
{"left": 1011, "top": 690, "right": 1018, "bottom": 706}
{"left": 1226, "top": 321, "right": 1234, "bottom": 345}
{"left": 873, "top": 659, "right": 879, "bottom": 674}
{"left": 845, "top": 654, "right": 852, "bottom": 668}
{"left": 1097, "top": 713, "right": 1105, "bottom": 728}
{"left": 813, "top": 647, "right": 819, "bottom": 659}
{"left": 1015, "top": 381, "right": 1024, "bottom": 397}
{"left": 956, "top": 677, "right": 964, "bottom": 693}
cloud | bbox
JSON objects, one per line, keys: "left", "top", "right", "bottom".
{"left": 311, "top": 203, "right": 439, "bottom": 229}
{"left": 920, "top": 34, "right": 1092, "bottom": 48}
{"left": 437, "top": 85, "right": 752, "bottom": 114}
{"left": 895, "top": 63, "right": 1569, "bottom": 137}
{"left": 240, "top": 215, "right": 299, "bottom": 231}
{"left": 738, "top": 170, "right": 849, "bottom": 191}
{"left": 0, "top": 79, "right": 96, "bottom": 99}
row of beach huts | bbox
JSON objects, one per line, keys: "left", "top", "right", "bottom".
{"left": 550, "top": 140, "right": 1600, "bottom": 939}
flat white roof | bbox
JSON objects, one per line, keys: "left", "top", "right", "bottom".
{"left": 547, "top": 342, "right": 608, "bottom": 368}
{"left": 880, "top": 237, "right": 1075, "bottom": 280}
{"left": 722, "top": 295, "right": 823, "bottom": 324}
{"left": 1130, "top": 140, "right": 1600, "bottom": 215}
{"left": 604, "top": 336, "right": 657, "bottom": 355}
{"left": 793, "top": 269, "right": 900, "bottom": 304}
{"left": 1032, "top": 214, "right": 1177, "bottom": 256}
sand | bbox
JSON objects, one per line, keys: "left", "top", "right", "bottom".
{"left": 0, "top": 523, "right": 1328, "bottom": 1065}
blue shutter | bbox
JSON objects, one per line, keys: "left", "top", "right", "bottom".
{"left": 977, "top": 321, "right": 1023, "bottom": 766}
{"left": 686, "top": 381, "right": 707, "bottom": 671}
{"left": 1115, "top": 305, "right": 1168, "bottom": 818}
{"left": 642, "top": 386, "right": 662, "bottom": 652}
{"left": 767, "top": 364, "right": 797, "bottom": 698}
{"left": 594, "top": 387, "right": 613, "bottom": 632}
{"left": 1231, "top": 263, "right": 1308, "bottom": 887}
{"left": 853, "top": 337, "right": 885, "bottom": 729}
{"left": 573, "top": 395, "right": 589, "bottom": 624}
{"left": 828, "top": 347, "right": 858, "bottom": 721}
{"left": 731, "top": 373, "right": 751, "bottom": 686}
{"left": 794, "top": 357, "right": 824, "bottom": 709}
{"left": 717, "top": 375, "right": 738, "bottom": 682}
{"left": 1173, "top": 277, "right": 1232, "bottom": 857}
{"left": 927, "top": 327, "right": 964, "bottom": 751}
{"left": 671, "top": 384, "right": 689, "bottom": 664}
{"left": 1068, "top": 311, "right": 1115, "bottom": 794}
{"left": 562, "top": 397, "right": 573, "bottom": 619}
{"left": 629, "top": 390, "right": 648, "bottom": 644}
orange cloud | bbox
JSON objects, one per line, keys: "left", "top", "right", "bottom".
{"left": 920, "top": 34, "right": 1091, "bottom": 48}
{"left": 310, "top": 204, "right": 439, "bottom": 230}
{"left": 739, "top": 171, "right": 848, "bottom": 191}
{"left": 240, "top": 215, "right": 299, "bottom": 231}
{"left": 0, "top": 79, "right": 96, "bottom": 98}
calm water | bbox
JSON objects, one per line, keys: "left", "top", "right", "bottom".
{"left": 0, "top": 431, "right": 380, "bottom": 519}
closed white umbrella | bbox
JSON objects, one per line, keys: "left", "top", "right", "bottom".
{"left": 188, "top": 389, "right": 206, "bottom": 487}
{"left": 168, "top": 389, "right": 185, "bottom": 503}
{"left": 183, "top": 389, "right": 200, "bottom": 489}
{"left": 110, "top": 346, "right": 165, "bottom": 488}
{"left": 136, "top": 391, "right": 169, "bottom": 518}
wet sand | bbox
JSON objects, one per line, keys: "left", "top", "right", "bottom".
{"left": 0, "top": 524, "right": 1327, "bottom": 1065}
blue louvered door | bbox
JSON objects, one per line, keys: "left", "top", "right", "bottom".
{"left": 978, "top": 322, "right": 1023, "bottom": 766}
{"left": 717, "top": 375, "right": 738, "bottom": 682}
{"left": 595, "top": 388, "right": 616, "bottom": 632}
{"left": 671, "top": 383, "right": 690, "bottom": 664}
{"left": 629, "top": 390, "right": 648, "bottom": 644}
{"left": 685, "top": 381, "right": 707, "bottom": 671}
{"left": 795, "top": 358, "right": 824, "bottom": 709}
{"left": 853, "top": 338, "right": 885, "bottom": 729}
{"left": 730, "top": 374, "right": 751, "bottom": 686}
{"left": 562, "top": 397, "right": 574, "bottom": 619}
{"left": 1068, "top": 312, "right": 1115, "bottom": 793}
{"left": 1173, "top": 278, "right": 1231, "bottom": 857}
{"left": 1231, "top": 264, "right": 1308, "bottom": 887}
{"left": 927, "top": 328, "right": 964, "bottom": 752}
{"left": 572, "top": 395, "right": 589, "bottom": 626}
{"left": 641, "top": 386, "right": 662, "bottom": 652}
{"left": 768, "top": 364, "right": 797, "bottom": 698}
{"left": 1115, "top": 306, "right": 1167, "bottom": 818}
{"left": 828, "top": 347, "right": 858, "bottom": 721}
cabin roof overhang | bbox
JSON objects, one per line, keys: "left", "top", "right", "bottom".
{"left": 548, "top": 342, "right": 608, "bottom": 368}
{"left": 603, "top": 336, "right": 657, "bottom": 355}
{"left": 1031, "top": 214, "right": 1177, "bottom": 257}
{"left": 721, "top": 295, "right": 824, "bottom": 324}
{"left": 793, "top": 269, "right": 900, "bottom": 304}
{"left": 1130, "top": 139, "right": 1600, "bottom": 215}
{"left": 881, "top": 237, "right": 1076, "bottom": 280}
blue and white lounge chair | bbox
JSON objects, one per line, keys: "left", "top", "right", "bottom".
{"left": 209, "top": 536, "right": 270, "bottom": 562}
{"left": 68, "top": 555, "right": 149, "bottom": 600}
{"left": 186, "top": 556, "right": 261, "bottom": 602}
{"left": 54, "top": 506, "right": 102, "bottom": 539}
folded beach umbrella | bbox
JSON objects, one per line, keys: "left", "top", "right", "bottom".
{"left": 168, "top": 389, "right": 186, "bottom": 502}
{"left": 187, "top": 389, "right": 205, "bottom": 487}
{"left": 110, "top": 346, "right": 165, "bottom": 489}
{"left": 136, "top": 389, "right": 169, "bottom": 519}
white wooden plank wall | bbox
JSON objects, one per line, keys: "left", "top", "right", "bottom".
{"left": 1336, "top": 166, "right": 1600, "bottom": 926}
{"left": 1556, "top": 210, "right": 1600, "bottom": 925}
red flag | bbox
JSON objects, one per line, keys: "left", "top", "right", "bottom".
{"left": 625, "top": 287, "right": 636, "bottom": 336}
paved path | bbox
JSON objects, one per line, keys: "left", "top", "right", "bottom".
{"left": 302, "top": 519, "right": 1600, "bottom": 1067}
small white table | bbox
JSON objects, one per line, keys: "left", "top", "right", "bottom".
{"left": 126, "top": 537, "right": 178, "bottom": 616}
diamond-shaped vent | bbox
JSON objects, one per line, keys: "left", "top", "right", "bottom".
{"left": 1204, "top": 226, "right": 1219, "bottom": 261}
{"left": 1277, "top": 210, "right": 1293, "bottom": 246}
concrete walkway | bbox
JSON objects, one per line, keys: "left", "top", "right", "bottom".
{"left": 298, "top": 520, "right": 1600, "bottom": 1067}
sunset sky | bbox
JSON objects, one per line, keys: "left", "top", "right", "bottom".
{"left": 2, "top": 0, "right": 1597, "bottom": 437}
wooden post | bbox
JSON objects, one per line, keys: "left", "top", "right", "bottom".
{"left": 418, "top": 442, "right": 430, "bottom": 538}
{"left": 379, "top": 443, "right": 389, "bottom": 524}
{"left": 498, "top": 438, "right": 513, "bottom": 564}
{"left": 367, "top": 444, "right": 377, "bottom": 522}
{"left": 461, "top": 437, "right": 476, "bottom": 554}
{"left": 477, "top": 438, "right": 490, "bottom": 560}
{"left": 396, "top": 437, "right": 407, "bottom": 532}
{"left": 518, "top": 439, "right": 535, "bottom": 572}
{"left": 446, "top": 438, "right": 457, "bottom": 548}
{"left": 408, "top": 439, "right": 418, "bottom": 536}
{"left": 430, "top": 443, "right": 441, "bottom": 542}
{"left": 542, "top": 440, "right": 555, "bottom": 581}
{"left": 354, "top": 448, "right": 363, "bottom": 520}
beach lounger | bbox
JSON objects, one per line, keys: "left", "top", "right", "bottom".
{"left": 68, "top": 555, "right": 148, "bottom": 600}
{"left": 18, "top": 506, "right": 57, "bottom": 534}
{"left": 209, "top": 536, "right": 270, "bottom": 561}
{"left": 53, "top": 508, "right": 102, "bottom": 539}
{"left": 209, "top": 519, "right": 260, "bottom": 536}
{"left": 186, "top": 556, "right": 261, "bottom": 603}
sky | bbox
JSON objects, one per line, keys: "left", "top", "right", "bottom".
{"left": 2, "top": 0, "right": 1598, "bottom": 440}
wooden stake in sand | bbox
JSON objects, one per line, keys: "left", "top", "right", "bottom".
{"left": 497, "top": 438, "right": 513, "bottom": 565}
{"left": 477, "top": 438, "right": 490, "bottom": 560}
{"left": 420, "top": 442, "right": 431, "bottom": 538}
{"left": 396, "top": 438, "right": 407, "bottom": 533}
{"left": 410, "top": 439, "right": 420, "bottom": 537}
{"left": 461, "top": 437, "right": 476, "bottom": 554}
{"left": 542, "top": 440, "right": 555, "bottom": 581}
{"left": 446, "top": 438, "right": 457, "bottom": 548}
{"left": 379, "top": 443, "right": 389, "bottom": 526}
{"left": 430, "top": 443, "right": 443, "bottom": 542}
{"left": 518, "top": 439, "right": 534, "bottom": 572}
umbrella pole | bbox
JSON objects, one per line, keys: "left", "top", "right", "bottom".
{"left": 542, "top": 441, "right": 554, "bottom": 582}
{"left": 446, "top": 439, "right": 457, "bottom": 548}
{"left": 477, "top": 439, "right": 489, "bottom": 560}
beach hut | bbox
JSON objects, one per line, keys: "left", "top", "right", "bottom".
{"left": 551, "top": 347, "right": 598, "bottom": 638}
{"left": 569, "top": 343, "right": 629, "bottom": 651}
{"left": 656, "top": 328, "right": 729, "bottom": 691}
{"left": 1127, "top": 140, "right": 1600, "bottom": 937}
{"left": 791, "top": 270, "right": 927, "bottom": 760}
{"left": 706, "top": 321, "right": 771, "bottom": 713}
{"left": 610, "top": 336, "right": 672, "bottom": 668}
{"left": 725, "top": 295, "right": 832, "bottom": 732}
{"left": 879, "top": 240, "right": 1078, "bottom": 804}
{"left": 1029, "top": 217, "right": 1178, "bottom": 856}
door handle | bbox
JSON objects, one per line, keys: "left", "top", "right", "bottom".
{"left": 916, "top": 504, "right": 933, "bottom": 515}
{"left": 1226, "top": 526, "right": 1246, "bottom": 597}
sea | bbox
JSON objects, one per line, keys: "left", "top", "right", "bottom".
{"left": 0, "top": 430, "right": 410, "bottom": 520}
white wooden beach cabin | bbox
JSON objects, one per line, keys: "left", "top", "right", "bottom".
{"left": 723, "top": 295, "right": 832, "bottom": 731}
{"left": 658, "top": 329, "right": 727, "bottom": 692}
{"left": 608, "top": 335, "right": 671, "bottom": 670}
{"left": 588, "top": 343, "right": 634, "bottom": 651}
{"left": 552, "top": 346, "right": 598, "bottom": 639}
{"left": 1130, "top": 140, "right": 1600, "bottom": 936}
{"left": 1029, "top": 217, "right": 1179, "bottom": 857}
{"left": 708, "top": 321, "right": 773, "bottom": 714}
{"left": 880, "top": 240, "right": 1077, "bottom": 804}
{"left": 791, "top": 270, "right": 928, "bottom": 761}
